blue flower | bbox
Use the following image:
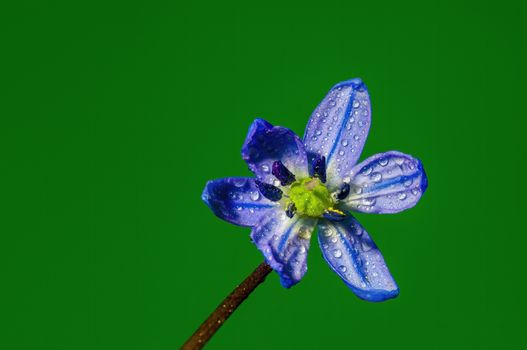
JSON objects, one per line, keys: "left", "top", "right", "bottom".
{"left": 202, "top": 79, "right": 428, "bottom": 302}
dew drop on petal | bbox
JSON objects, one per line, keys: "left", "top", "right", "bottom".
{"left": 250, "top": 191, "right": 260, "bottom": 201}
{"left": 399, "top": 193, "right": 407, "bottom": 200}
{"left": 333, "top": 249, "right": 342, "bottom": 258}
{"left": 339, "top": 265, "right": 347, "bottom": 273}
{"left": 379, "top": 158, "right": 389, "bottom": 166}
{"left": 341, "top": 140, "right": 348, "bottom": 147}
{"left": 361, "top": 167, "right": 373, "bottom": 176}
{"left": 233, "top": 178, "right": 247, "bottom": 187}
{"left": 361, "top": 241, "right": 372, "bottom": 252}
{"left": 370, "top": 172, "right": 382, "bottom": 182}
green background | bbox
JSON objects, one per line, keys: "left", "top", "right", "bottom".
{"left": 1, "top": 1, "right": 526, "bottom": 349}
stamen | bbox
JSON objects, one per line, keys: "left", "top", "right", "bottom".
{"left": 336, "top": 183, "right": 350, "bottom": 200}
{"left": 323, "top": 207, "right": 347, "bottom": 221}
{"left": 255, "top": 180, "right": 283, "bottom": 202}
{"left": 272, "top": 160, "right": 296, "bottom": 186}
{"left": 285, "top": 202, "right": 296, "bottom": 218}
{"left": 312, "top": 155, "right": 327, "bottom": 183}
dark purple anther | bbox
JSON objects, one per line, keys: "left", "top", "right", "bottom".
{"left": 255, "top": 180, "right": 283, "bottom": 202}
{"left": 312, "top": 155, "right": 327, "bottom": 183}
{"left": 322, "top": 208, "right": 348, "bottom": 221}
{"left": 336, "top": 183, "right": 350, "bottom": 200}
{"left": 272, "top": 160, "right": 296, "bottom": 186}
{"left": 285, "top": 202, "right": 296, "bottom": 218}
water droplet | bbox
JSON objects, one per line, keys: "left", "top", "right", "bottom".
{"left": 261, "top": 164, "right": 270, "bottom": 173}
{"left": 341, "top": 140, "right": 348, "bottom": 147}
{"left": 315, "top": 130, "right": 322, "bottom": 136}
{"left": 233, "top": 178, "right": 247, "bottom": 187}
{"left": 363, "top": 198, "right": 376, "bottom": 206}
{"left": 361, "top": 167, "right": 373, "bottom": 175}
{"left": 333, "top": 249, "right": 342, "bottom": 258}
{"left": 354, "top": 186, "right": 363, "bottom": 194}
{"left": 403, "top": 179, "right": 413, "bottom": 187}
{"left": 353, "top": 135, "right": 359, "bottom": 141}
{"left": 330, "top": 236, "right": 337, "bottom": 243}
{"left": 352, "top": 100, "right": 360, "bottom": 108}
{"left": 411, "top": 188, "right": 419, "bottom": 196}
{"left": 236, "top": 206, "right": 243, "bottom": 211}
{"left": 339, "top": 265, "right": 347, "bottom": 273}
{"left": 370, "top": 172, "right": 382, "bottom": 182}
{"left": 299, "top": 245, "right": 306, "bottom": 254}
{"left": 273, "top": 180, "right": 281, "bottom": 187}
{"left": 361, "top": 241, "right": 372, "bottom": 252}
{"left": 398, "top": 193, "right": 407, "bottom": 200}
{"left": 338, "top": 150, "right": 345, "bottom": 156}
{"left": 250, "top": 191, "right": 260, "bottom": 201}
{"left": 379, "top": 158, "right": 389, "bottom": 166}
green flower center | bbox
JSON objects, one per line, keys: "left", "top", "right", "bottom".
{"left": 288, "top": 177, "right": 333, "bottom": 217}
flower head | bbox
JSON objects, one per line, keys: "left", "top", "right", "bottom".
{"left": 202, "top": 79, "right": 428, "bottom": 302}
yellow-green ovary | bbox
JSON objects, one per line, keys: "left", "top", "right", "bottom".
{"left": 288, "top": 177, "right": 333, "bottom": 217}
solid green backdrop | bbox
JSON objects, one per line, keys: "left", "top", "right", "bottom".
{"left": 1, "top": 1, "right": 526, "bottom": 349}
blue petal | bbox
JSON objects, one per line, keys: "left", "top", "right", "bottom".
{"left": 242, "top": 119, "right": 309, "bottom": 186}
{"left": 251, "top": 210, "right": 316, "bottom": 288}
{"left": 318, "top": 217, "right": 399, "bottom": 302}
{"left": 339, "top": 151, "right": 428, "bottom": 214}
{"left": 202, "top": 177, "right": 278, "bottom": 227}
{"left": 303, "top": 79, "right": 371, "bottom": 189}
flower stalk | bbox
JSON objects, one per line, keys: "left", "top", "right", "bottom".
{"left": 181, "top": 262, "right": 272, "bottom": 350}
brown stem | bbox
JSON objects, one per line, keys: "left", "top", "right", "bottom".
{"left": 181, "top": 262, "right": 273, "bottom": 350}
